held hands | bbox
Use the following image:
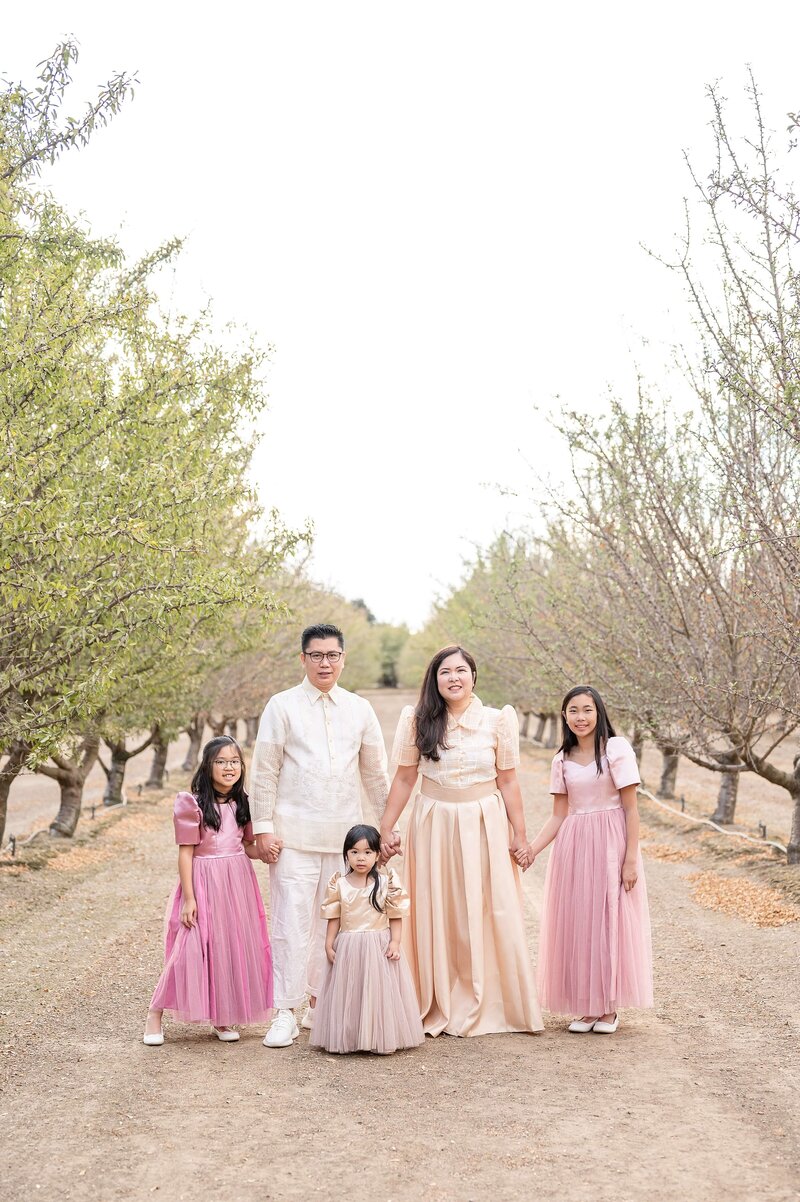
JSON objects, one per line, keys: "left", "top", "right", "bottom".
{"left": 622, "top": 860, "right": 638, "bottom": 892}
{"left": 379, "top": 828, "right": 402, "bottom": 864}
{"left": 180, "top": 897, "right": 197, "bottom": 928}
{"left": 255, "top": 833, "right": 284, "bottom": 864}
{"left": 509, "top": 834, "right": 529, "bottom": 870}
{"left": 385, "top": 940, "right": 401, "bottom": 961}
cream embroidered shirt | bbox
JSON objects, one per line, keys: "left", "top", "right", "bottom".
{"left": 391, "top": 695, "right": 520, "bottom": 788}
{"left": 250, "top": 677, "right": 390, "bottom": 851}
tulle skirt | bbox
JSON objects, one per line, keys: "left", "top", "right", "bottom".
{"left": 310, "top": 929, "right": 424, "bottom": 1054}
{"left": 537, "top": 808, "right": 653, "bottom": 1015}
{"left": 404, "top": 786, "right": 543, "bottom": 1037}
{"left": 150, "top": 853, "right": 273, "bottom": 1026}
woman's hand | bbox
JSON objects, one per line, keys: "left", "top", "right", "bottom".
{"left": 180, "top": 897, "right": 197, "bottom": 928}
{"left": 326, "top": 945, "right": 336, "bottom": 965}
{"left": 385, "top": 940, "right": 401, "bottom": 961}
{"left": 622, "top": 860, "right": 638, "bottom": 892}
{"left": 380, "top": 828, "right": 402, "bottom": 863}
{"left": 510, "top": 834, "right": 528, "bottom": 868}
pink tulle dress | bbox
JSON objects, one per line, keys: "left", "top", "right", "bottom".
{"left": 309, "top": 869, "right": 424, "bottom": 1054}
{"left": 149, "top": 792, "right": 273, "bottom": 1027}
{"left": 537, "top": 737, "right": 653, "bottom": 1016}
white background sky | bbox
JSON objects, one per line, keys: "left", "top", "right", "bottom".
{"left": 5, "top": 3, "right": 800, "bottom": 628}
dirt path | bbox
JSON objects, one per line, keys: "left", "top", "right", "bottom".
{"left": 1, "top": 690, "right": 798, "bottom": 1202}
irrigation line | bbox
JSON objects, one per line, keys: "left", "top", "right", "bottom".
{"left": 638, "top": 786, "right": 788, "bottom": 855}
{"left": 0, "top": 798, "right": 127, "bottom": 859}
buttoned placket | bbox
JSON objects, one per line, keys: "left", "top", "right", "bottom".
{"left": 323, "top": 695, "right": 336, "bottom": 769}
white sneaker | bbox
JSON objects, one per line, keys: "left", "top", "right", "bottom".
{"left": 263, "top": 1009, "right": 299, "bottom": 1047}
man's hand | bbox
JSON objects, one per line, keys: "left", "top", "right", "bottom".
{"left": 255, "top": 833, "right": 283, "bottom": 864}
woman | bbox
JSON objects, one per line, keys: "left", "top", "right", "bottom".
{"left": 380, "top": 646, "right": 542, "bottom": 1037}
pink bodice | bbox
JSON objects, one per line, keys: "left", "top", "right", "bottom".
{"left": 549, "top": 737, "right": 640, "bottom": 814}
{"left": 172, "top": 791, "right": 254, "bottom": 856}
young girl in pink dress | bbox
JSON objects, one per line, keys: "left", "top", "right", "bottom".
{"left": 310, "top": 825, "right": 424, "bottom": 1055}
{"left": 526, "top": 686, "right": 653, "bottom": 1033}
{"left": 143, "top": 736, "right": 273, "bottom": 1044}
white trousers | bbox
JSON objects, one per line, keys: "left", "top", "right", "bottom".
{"left": 268, "top": 848, "right": 342, "bottom": 1011}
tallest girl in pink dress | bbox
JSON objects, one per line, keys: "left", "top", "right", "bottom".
{"left": 525, "top": 685, "right": 653, "bottom": 1033}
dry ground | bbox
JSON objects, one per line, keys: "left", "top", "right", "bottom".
{"left": 1, "top": 690, "right": 798, "bottom": 1202}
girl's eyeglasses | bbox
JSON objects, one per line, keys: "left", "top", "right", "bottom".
{"left": 213, "top": 758, "right": 242, "bottom": 768}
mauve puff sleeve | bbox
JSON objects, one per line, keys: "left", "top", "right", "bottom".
{"left": 495, "top": 705, "right": 521, "bottom": 770}
{"left": 391, "top": 705, "right": 421, "bottom": 768}
{"left": 320, "top": 873, "right": 342, "bottom": 920}
{"left": 605, "top": 737, "right": 641, "bottom": 789}
{"left": 173, "top": 792, "right": 202, "bottom": 845}
{"left": 549, "top": 752, "right": 566, "bottom": 796}
{"left": 383, "top": 867, "right": 411, "bottom": 919}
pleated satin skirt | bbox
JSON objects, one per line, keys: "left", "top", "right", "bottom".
{"left": 403, "top": 779, "right": 543, "bottom": 1037}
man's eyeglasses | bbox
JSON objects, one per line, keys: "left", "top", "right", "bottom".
{"left": 304, "top": 651, "right": 343, "bottom": 663}
{"left": 213, "top": 758, "right": 242, "bottom": 768}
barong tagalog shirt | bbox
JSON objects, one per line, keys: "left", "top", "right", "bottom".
{"left": 249, "top": 677, "right": 390, "bottom": 852}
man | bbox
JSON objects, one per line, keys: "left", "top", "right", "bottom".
{"left": 250, "top": 623, "right": 391, "bottom": 1047}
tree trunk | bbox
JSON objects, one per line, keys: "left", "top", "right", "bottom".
{"left": 630, "top": 727, "right": 645, "bottom": 767}
{"left": 46, "top": 735, "right": 100, "bottom": 837}
{"left": 533, "top": 713, "right": 547, "bottom": 743}
{"left": 544, "top": 715, "right": 559, "bottom": 749}
{"left": 0, "top": 742, "right": 29, "bottom": 845}
{"left": 225, "top": 719, "right": 238, "bottom": 739}
{"left": 788, "top": 791, "right": 800, "bottom": 865}
{"left": 145, "top": 726, "right": 169, "bottom": 789}
{"left": 244, "top": 716, "right": 259, "bottom": 748}
{"left": 711, "top": 755, "right": 740, "bottom": 824}
{"left": 103, "top": 742, "right": 128, "bottom": 806}
{"left": 207, "top": 714, "right": 228, "bottom": 738}
{"left": 657, "top": 745, "right": 680, "bottom": 800}
{"left": 520, "top": 711, "right": 530, "bottom": 739}
{"left": 182, "top": 713, "right": 205, "bottom": 772}
{"left": 787, "top": 754, "right": 800, "bottom": 864}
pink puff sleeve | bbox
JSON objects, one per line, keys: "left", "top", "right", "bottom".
{"left": 173, "top": 792, "right": 202, "bottom": 845}
{"left": 320, "top": 873, "right": 342, "bottom": 920}
{"left": 549, "top": 752, "right": 566, "bottom": 795}
{"left": 242, "top": 819, "right": 254, "bottom": 842}
{"left": 605, "top": 737, "right": 641, "bottom": 789}
{"left": 495, "top": 705, "right": 521, "bottom": 770}
{"left": 390, "top": 706, "right": 421, "bottom": 768}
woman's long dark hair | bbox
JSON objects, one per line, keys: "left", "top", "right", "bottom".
{"left": 414, "top": 645, "right": 478, "bottom": 762}
{"left": 191, "top": 736, "right": 251, "bottom": 831}
{"left": 558, "top": 685, "right": 616, "bottom": 775}
{"left": 343, "top": 824, "right": 383, "bottom": 912}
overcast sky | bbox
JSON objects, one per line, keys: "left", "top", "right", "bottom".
{"left": 5, "top": 2, "right": 800, "bottom": 627}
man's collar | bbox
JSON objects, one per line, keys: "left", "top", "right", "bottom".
{"left": 301, "top": 676, "right": 341, "bottom": 704}
{"left": 448, "top": 694, "right": 483, "bottom": 730}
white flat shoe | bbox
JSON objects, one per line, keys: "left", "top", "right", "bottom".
{"left": 263, "top": 1009, "right": 299, "bottom": 1048}
{"left": 143, "top": 1029, "right": 164, "bottom": 1046}
{"left": 568, "top": 1018, "right": 598, "bottom": 1033}
{"left": 212, "top": 1027, "right": 240, "bottom": 1042}
{"left": 300, "top": 1007, "right": 314, "bottom": 1031}
{"left": 592, "top": 1014, "right": 619, "bottom": 1034}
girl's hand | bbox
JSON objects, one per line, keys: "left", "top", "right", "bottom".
{"left": 326, "top": 946, "right": 336, "bottom": 965}
{"left": 385, "top": 941, "right": 401, "bottom": 961}
{"left": 522, "top": 845, "right": 536, "bottom": 873}
{"left": 380, "top": 829, "right": 402, "bottom": 863}
{"left": 622, "top": 860, "right": 638, "bottom": 892}
{"left": 510, "top": 834, "right": 528, "bottom": 867}
{"left": 180, "top": 897, "right": 197, "bottom": 928}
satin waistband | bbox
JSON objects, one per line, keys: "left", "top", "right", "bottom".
{"left": 568, "top": 804, "right": 623, "bottom": 816}
{"left": 193, "top": 850, "right": 247, "bottom": 859}
{"left": 419, "top": 777, "right": 499, "bottom": 803}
